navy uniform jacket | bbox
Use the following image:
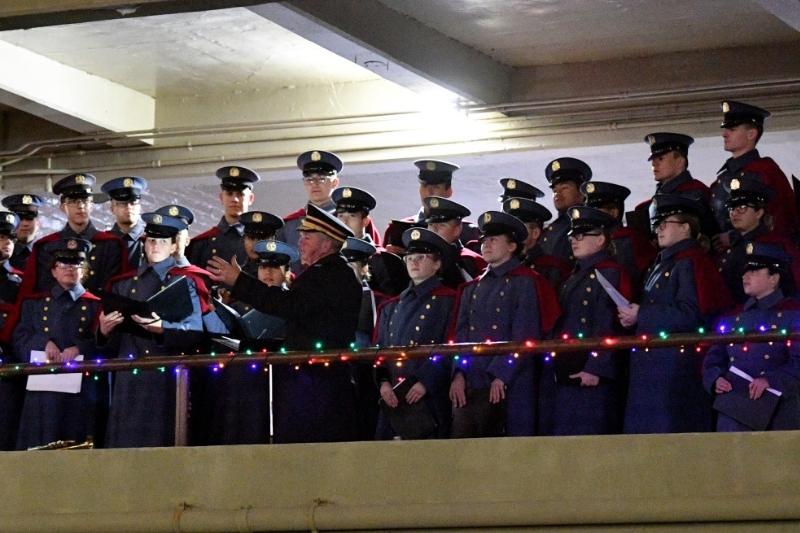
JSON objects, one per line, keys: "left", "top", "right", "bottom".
{"left": 440, "top": 242, "right": 487, "bottom": 289}
{"left": 186, "top": 216, "right": 247, "bottom": 271}
{"left": 711, "top": 150, "right": 798, "bottom": 239}
{"left": 231, "top": 251, "right": 363, "bottom": 443}
{"left": 524, "top": 244, "right": 571, "bottom": 290}
{"left": 0, "top": 262, "right": 23, "bottom": 449}
{"left": 9, "top": 241, "right": 34, "bottom": 272}
{"left": 102, "top": 257, "right": 205, "bottom": 448}
{"left": 633, "top": 170, "right": 711, "bottom": 226}
{"left": 611, "top": 226, "right": 657, "bottom": 294}
{"left": 374, "top": 277, "right": 456, "bottom": 438}
{"left": 546, "top": 251, "right": 632, "bottom": 436}
{"left": 717, "top": 224, "right": 800, "bottom": 305}
{"left": 624, "top": 239, "right": 732, "bottom": 434}
{"left": 20, "top": 222, "right": 129, "bottom": 297}
{"left": 454, "top": 256, "right": 560, "bottom": 436}
{"left": 703, "top": 291, "right": 800, "bottom": 431}
{"left": 12, "top": 284, "right": 104, "bottom": 449}
{"left": 540, "top": 212, "right": 574, "bottom": 266}
{"left": 110, "top": 220, "right": 145, "bottom": 269}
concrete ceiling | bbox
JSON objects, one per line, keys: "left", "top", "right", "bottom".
{"left": 377, "top": 0, "right": 799, "bottom": 66}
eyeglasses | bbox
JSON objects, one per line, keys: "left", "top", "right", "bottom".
{"left": 302, "top": 175, "right": 333, "bottom": 185}
{"left": 55, "top": 262, "right": 81, "bottom": 270}
{"left": 403, "top": 253, "right": 434, "bottom": 263}
{"left": 654, "top": 220, "right": 686, "bottom": 231}
{"left": 64, "top": 198, "right": 92, "bottom": 206}
{"left": 568, "top": 232, "right": 602, "bottom": 241}
{"left": 727, "top": 204, "right": 758, "bottom": 214}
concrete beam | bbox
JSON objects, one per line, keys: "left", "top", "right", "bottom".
{"left": 0, "top": 0, "right": 268, "bottom": 30}
{"left": 511, "top": 42, "right": 800, "bottom": 108}
{"left": 0, "top": 40, "right": 155, "bottom": 136}
{"left": 254, "top": 0, "right": 512, "bottom": 104}
{"left": 755, "top": 0, "right": 800, "bottom": 32}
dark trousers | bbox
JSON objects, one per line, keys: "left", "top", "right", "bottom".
{"left": 450, "top": 388, "right": 505, "bottom": 438}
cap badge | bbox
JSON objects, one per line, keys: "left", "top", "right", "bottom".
{"left": 67, "top": 239, "right": 78, "bottom": 250}
{"left": 266, "top": 241, "right": 277, "bottom": 252}
{"left": 22, "top": 195, "right": 32, "bottom": 205}
{"left": 429, "top": 198, "right": 439, "bottom": 208}
{"left": 169, "top": 206, "right": 179, "bottom": 216}
{"left": 311, "top": 151, "right": 321, "bottom": 162}
{"left": 5, "top": 214, "right": 14, "bottom": 224}
{"left": 229, "top": 167, "right": 240, "bottom": 177}
{"left": 153, "top": 214, "right": 163, "bottom": 224}
{"left": 746, "top": 242, "right": 754, "bottom": 255}
{"left": 647, "top": 135, "right": 656, "bottom": 146}
{"left": 252, "top": 213, "right": 263, "bottom": 223}
{"left": 410, "top": 229, "right": 421, "bottom": 240}
{"left": 507, "top": 179, "right": 516, "bottom": 190}
{"left": 123, "top": 178, "right": 133, "bottom": 188}
{"left": 75, "top": 175, "right": 86, "bottom": 184}
{"left": 722, "top": 102, "right": 730, "bottom": 113}
{"left": 571, "top": 208, "right": 581, "bottom": 220}
{"left": 551, "top": 161, "right": 561, "bottom": 172}
{"left": 730, "top": 178, "right": 740, "bottom": 190}
{"left": 342, "top": 188, "right": 352, "bottom": 198}
{"left": 483, "top": 212, "right": 492, "bottom": 223}
{"left": 509, "top": 199, "right": 520, "bottom": 210}
{"left": 586, "top": 183, "right": 595, "bottom": 193}
{"left": 425, "top": 161, "right": 436, "bottom": 171}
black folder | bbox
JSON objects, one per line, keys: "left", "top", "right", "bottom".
{"left": 712, "top": 366, "right": 782, "bottom": 431}
{"left": 382, "top": 378, "right": 437, "bottom": 440}
{"left": 99, "top": 275, "right": 193, "bottom": 323}
{"left": 212, "top": 298, "right": 285, "bottom": 341}
{"left": 553, "top": 353, "right": 585, "bottom": 386}
{"left": 625, "top": 208, "right": 651, "bottom": 239}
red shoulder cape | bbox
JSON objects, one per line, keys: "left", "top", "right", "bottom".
{"left": 744, "top": 157, "right": 798, "bottom": 238}
{"left": 675, "top": 246, "right": 733, "bottom": 316}
{"left": 282, "top": 208, "right": 306, "bottom": 223}
{"left": 612, "top": 226, "right": 657, "bottom": 271}
{"left": 190, "top": 226, "right": 221, "bottom": 242}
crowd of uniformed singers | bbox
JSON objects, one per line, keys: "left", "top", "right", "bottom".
{"left": 0, "top": 99, "right": 798, "bottom": 449}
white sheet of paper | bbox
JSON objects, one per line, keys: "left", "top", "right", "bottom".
{"left": 26, "top": 351, "right": 83, "bottom": 394}
{"left": 594, "top": 269, "right": 631, "bottom": 308}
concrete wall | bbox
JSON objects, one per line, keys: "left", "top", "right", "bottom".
{"left": 0, "top": 432, "right": 799, "bottom": 531}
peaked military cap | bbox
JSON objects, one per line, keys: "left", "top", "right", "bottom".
{"left": 297, "top": 150, "right": 343, "bottom": 175}
{"left": 743, "top": 241, "right": 789, "bottom": 272}
{"left": 402, "top": 227, "right": 452, "bottom": 262}
{"left": 581, "top": 181, "right": 631, "bottom": 207}
{"left": 240, "top": 211, "right": 284, "bottom": 238}
{"left": 721, "top": 100, "right": 771, "bottom": 129}
{"left": 53, "top": 173, "right": 96, "bottom": 198}
{"left": 155, "top": 204, "right": 194, "bottom": 226}
{"left": 544, "top": 157, "right": 592, "bottom": 187}
{"left": 53, "top": 237, "right": 93, "bottom": 263}
{"left": 478, "top": 210, "right": 528, "bottom": 245}
{"left": 332, "top": 186, "right": 377, "bottom": 213}
{"left": 567, "top": 206, "right": 617, "bottom": 236}
{"left": 499, "top": 178, "right": 545, "bottom": 202}
{"left": 650, "top": 193, "right": 705, "bottom": 224}
{"left": 502, "top": 197, "right": 552, "bottom": 224}
{"left": 414, "top": 159, "right": 459, "bottom": 186}
{"left": 101, "top": 176, "right": 148, "bottom": 201}
{"left": 0, "top": 211, "right": 19, "bottom": 235}
{"left": 298, "top": 203, "right": 353, "bottom": 243}
{"left": 725, "top": 171, "right": 774, "bottom": 208}
{"left": 2, "top": 193, "right": 45, "bottom": 216}
{"left": 141, "top": 212, "right": 188, "bottom": 238}
{"left": 644, "top": 132, "right": 694, "bottom": 160}
{"left": 216, "top": 166, "right": 260, "bottom": 191}
{"left": 253, "top": 239, "right": 298, "bottom": 267}
{"left": 341, "top": 237, "right": 377, "bottom": 263}
{"left": 423, "top": 196, "right": 470, "bottom": 223}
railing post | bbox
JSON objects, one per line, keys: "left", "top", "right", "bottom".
{"left": 174, "top": 365, "right": 189, "bottom": 446}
